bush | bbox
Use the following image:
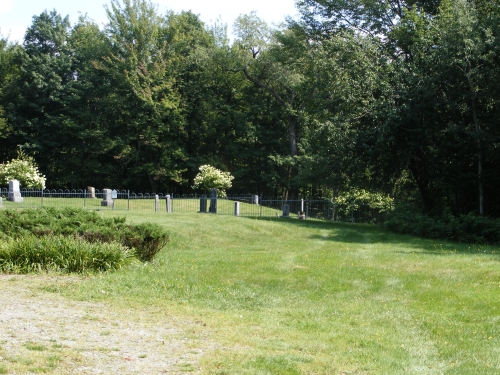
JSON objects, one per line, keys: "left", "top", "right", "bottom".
{"left": 0, "top": 235, "right": 133, "bottom": 274}
{"left": 0, "top": 207, "right": 170, "bottom": 268}
{"left": 123, "top": 223, "right": 170, "bottom": 262}
{"left": 0, "top": 152, "right": 46, "bottom": 189}
{"left": 192, "top": 164, "right": 234, "bottom": 195}
{"left": 384, "top": 205, "right": 500, "bottom": 244}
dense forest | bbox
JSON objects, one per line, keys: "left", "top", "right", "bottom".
{"left": 1, "top": 0, "right": 499, "bottom": 217}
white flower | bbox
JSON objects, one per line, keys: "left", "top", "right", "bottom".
{"left": 0, "top": 157, "right": 46, "bottom": 189}
{"left": 192, "top": 165, "right": 234, "bottom": 195}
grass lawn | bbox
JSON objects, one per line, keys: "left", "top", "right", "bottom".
{"left": 5, "top": 211, "right": 500, "bottom": 374}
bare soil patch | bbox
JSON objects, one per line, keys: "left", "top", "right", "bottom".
{"left": 0, "top": 275, "right": 216, "bottom": 374}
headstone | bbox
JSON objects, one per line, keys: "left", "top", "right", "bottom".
{"left": 101, "top": 188, "right": 113, "bottom": 206}
{"left": 252, "top": 195, "right": 259, "bottom": 205}
{"left": 111, "top": 189, "right": 118, "bottom": 199}
{"left": 199, "top": 195, "right": 207, "bottom": 213}
{"left": 282, "top": 204, "right": 290, "bottom": 217}
{"left": 234, "top": 201, "right": 240, "bottom": 216}
{"left": 87, "top": 186, "right": 96, "bottom": 198}
{"left": 155, "top": 195, "right": 159, "bottom": 212}
{"left": 166, "top": 195, "right": 172, "bottom": 213}
{"left": 7, "top": 180, "right": 23, "bottom": 203}
{"left": 209, "top": 188, "right": 217, "bottom": 214}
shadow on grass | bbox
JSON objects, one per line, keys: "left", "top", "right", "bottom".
{"left": 246, "top": 216, "right": 500, "bottom": 255}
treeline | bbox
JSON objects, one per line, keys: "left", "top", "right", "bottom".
{"left": 1, "top": 0, "right": 499, "bottom": 217}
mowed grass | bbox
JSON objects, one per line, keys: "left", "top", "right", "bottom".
{"left": 49, "top": 212, "right": 499, "bottom": 373}
{"left": 1, "top": 197, "right": 284, "bottom": 217}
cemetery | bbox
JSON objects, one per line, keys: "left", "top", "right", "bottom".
{"left": 1, "top": 0, "right": 499, "bottom": 373}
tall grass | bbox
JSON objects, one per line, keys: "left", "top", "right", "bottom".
{"left": 0, "top": 234, "right": 133, "bottom": 273}
{"left": 59, "top": 212, "right": 500, "bottom": 374}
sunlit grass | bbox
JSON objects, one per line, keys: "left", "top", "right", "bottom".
{"left": 56, "top": 211, "right": 500, "bottom": 374}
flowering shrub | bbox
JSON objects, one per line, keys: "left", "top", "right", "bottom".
{"left": 0, "top": 155, "right": 46, "bottom": 189}
{"left": 192, "top": 165, "right": 234, "bottom": 195}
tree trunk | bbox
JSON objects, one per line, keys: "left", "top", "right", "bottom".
{"left": 288, "top": 115, "right": 298, "bottom": 157}
{"left": 468, "top": 75, "right": 483, "bottom": 216}
{"left": 408, "top": 157, "right": 434, "bottom": 212}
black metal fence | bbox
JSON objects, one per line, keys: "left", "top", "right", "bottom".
{"left": 0, "top": 189, "right": 387, "bottom": 223}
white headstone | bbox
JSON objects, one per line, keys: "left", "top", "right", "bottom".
{"left": 166, "top": 195, "right": 172, "bottom": 213}
{"left": 111, "top": 189, "right": 118, "bottom": 199}
{"left": 155, "top": 195, "right": 159, "bottom": 212}
{"left": 234, "top": 201, "right": 240, "bottom": 216}
{"left": 7, "top": 180, "right": 23, "bottom": 203}
{"left": 87, "top": 186, "right": 96, "bottom": 198}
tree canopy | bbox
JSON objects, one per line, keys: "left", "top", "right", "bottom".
{"left": 0, "top": 0, "right": 499, "bottom": 216}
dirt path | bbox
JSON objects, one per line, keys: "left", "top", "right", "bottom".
{"left": 0, "top": 276, "right": 215, "bottom": 374}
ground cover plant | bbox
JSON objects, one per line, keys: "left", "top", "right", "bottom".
{"left": 41, "top": 211, "right": 498, "bottom": 375}
{"left": 0, "top": 207, "right": 170, "bottom": 273}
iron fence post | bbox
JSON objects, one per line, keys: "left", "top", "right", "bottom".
{"left": 41, "top": 189, "right": 44, "bottom": 208}
{"left": 127, "top": 190, "right": 130, "bottom": 211}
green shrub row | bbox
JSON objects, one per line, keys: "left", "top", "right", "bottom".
{"left": 0, "top": 207, "right": 170, "bottom": 273}
{"left": 384, "top": 206, "right": 500, "bottom": 244}
{"left": 0, "top": 235, "right": 133, "bottom": 273}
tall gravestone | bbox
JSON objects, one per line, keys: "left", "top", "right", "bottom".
{"left": 209, "top": 188, "right": 217, "bottom": 214}
{"left": 101, "top": 188, "right": 113, "bottom": 206}
{"left": 199, "top": 194, "right": 207, "bottom": 213}
{"left": 87, "top": 186, "right": 96, "bottom": 198}
{"left": 234, "top": 201, "right": 240, "bottom": 216}
{"left": 166, "top": 195, "right": 172, "bottom": 213}
{"left": 7, "top": 180, "right": 23, "bottom": 203}
{"left": 282, "top": 204, "right": 290, "bottom": 217}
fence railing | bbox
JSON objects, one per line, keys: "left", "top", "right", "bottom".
{"left": 0, "top": 189, "right": 387, "bottom": 223}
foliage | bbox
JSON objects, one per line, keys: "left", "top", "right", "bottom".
{"left": 385, "top": 205, "right": 500, "bottom": 244}
{"left": 0, "top": 207, "right": 170, "bottom": 264}
{"left": 0, "top": 1, "right": 500, "bottom": 217}
{"left": 334, "top": 189, "right": 394, "bottom": 211}
{"left": 0, "top": 153, "right": 46, "bottom": 188}
{"left": 0, "top": 234, "right": 132, "bottom": 273}
{"left": 192, "top": 165, "right": 234, "bottom": 195}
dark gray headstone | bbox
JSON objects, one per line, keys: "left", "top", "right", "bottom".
{"left": 199, "top": 195, "right": 207, "bottom": 213}
{"left": 209, "top": 188, "right": 217, "bottom": 213}
{"left": 282, "top": 204, "right": 290, "bottom": 217}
